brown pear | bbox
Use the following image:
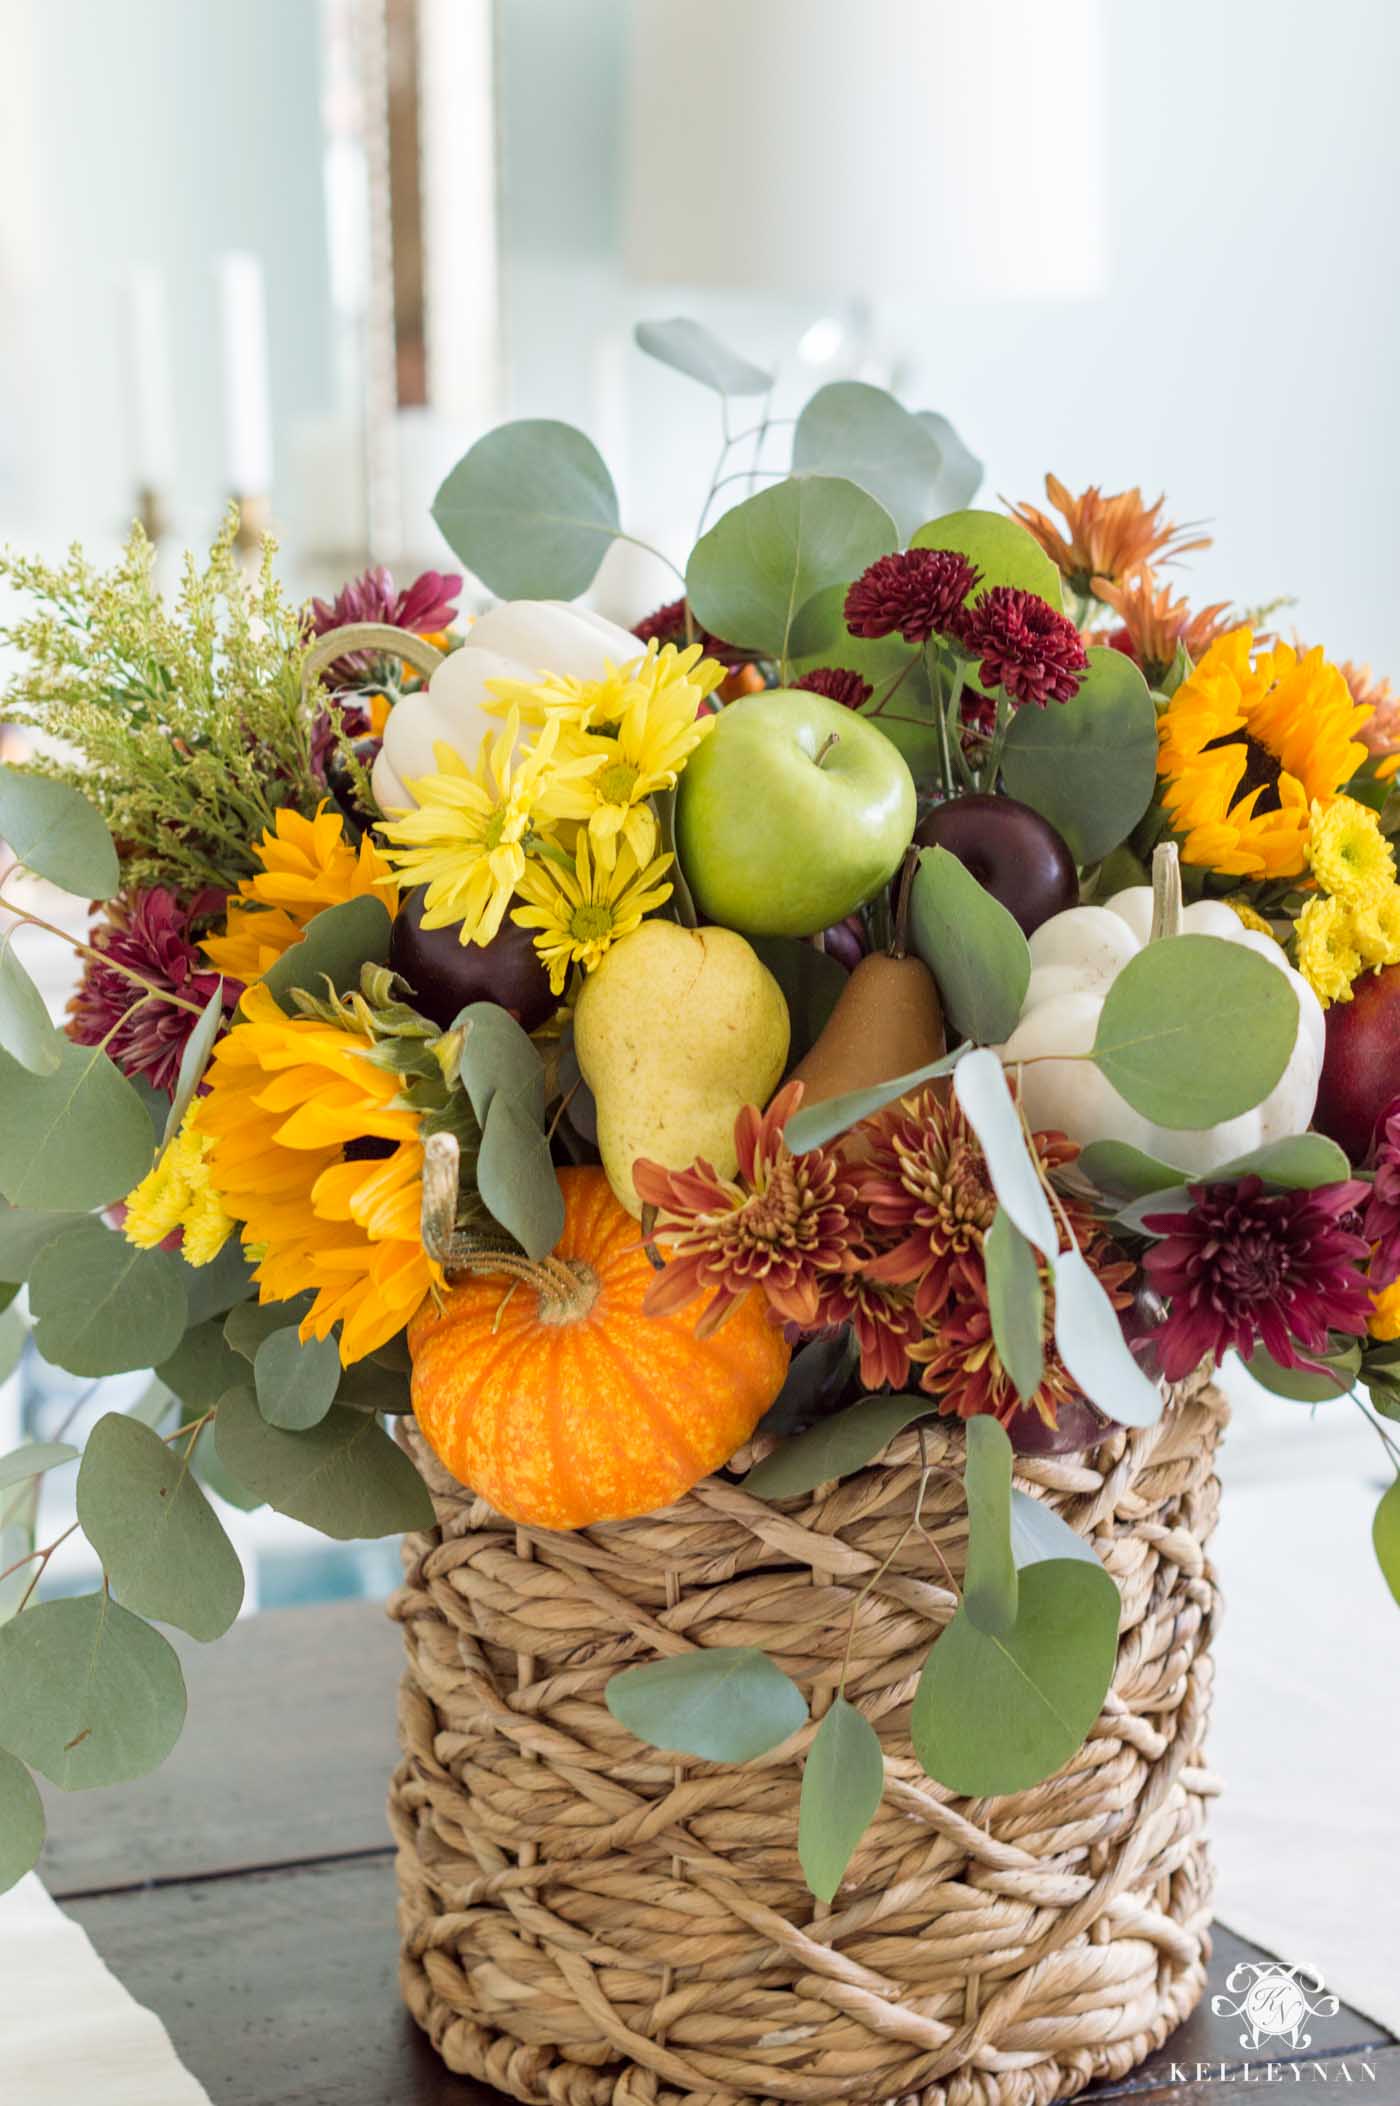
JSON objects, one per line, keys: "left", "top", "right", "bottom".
{"left": 788, "top": 951, "right": 945, "bottom": 1108}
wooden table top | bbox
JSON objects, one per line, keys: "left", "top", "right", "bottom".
{"left": 39, "top": 1601, "right": 1397, "bottom": 2106}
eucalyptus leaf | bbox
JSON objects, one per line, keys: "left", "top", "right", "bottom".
{"left": 191, "top": 1422, "right": 263, "bottom": 1512}
{"left": 0, "top": 1306, "right": 24, "bottom": 1386}
{"left": 951, "top": 1050, "right": 1057, "bottom": 1258}
{"left": 333, "top": 1357, "right": 414, "bottom": 1415}
{"left": 0, "top": 1592, "right": 186, "bottom": 1789}
{"left": 911, "top": 1557, "right": 1120, "bottom": 1795}
{"left": 743, "top": 1392, "right": 930, "bottom": 1500}
{"left": 1009, "top": 1487, "right": 1102, "bottom": 1569}
{"left": 782, "top": 1047, "right": 963, "bottom": 1153}
{"left": 1091, "top": 934, "right": 1297, "bottom": 1130}
{"left": 798, "top": 1697, "right": 884, "bottom": 1902}
{"left": 0, "top": 1042, "right": 155, "bottom": 1211}
{"left": 162, "top": 982, "right": 225, "bottom": 1145}
{"left": 433, "top": 418, "right": 621, "bottom": 600}
{"left": 999, "top": 648, "right": 1157, "bottom": 862}
{"left": 1374, "top": 1478, "right": 1400, "bottom": 1606}
{"left": 476, "top": 1092, "right": 566, "bottom": 1258}
{"left": 686, "top": 475, "right": 896, "bottom": 664}
{"left": 752, "top": 1330, "right": 859, "bottom": 1442}
{"left": 0, "top": 1442, "right": 78, "bottom": 1492}
{"left": 786, "top": 589, "right": 939, "bottom": 780}
{"left": 155, "top": 1321, "right": 248, "bottom": 1408}
{"left": 605, "top": 1646, "right": 807, "bottom": 1762}
{"left": 76, "top": 1412, "right": 244, "bottom": 1641}
{"left": 912, "top": 411, "right": 984, "bottom": 511}
{"left": 0, "top": 767, "right": 119, "bottom": 899}
{"left": 29, "top": 1221, "right": 188, "bottom": 1377}
{"left": 0, "top": 941, "right": 62, "bottom": 1075}
{"left": 1211, "top": 1134, "right": 1353, "bottom": 1189}
{"left": 224, "top": 1294, "right": 315, "bottom": 1361}
{"left": 457, "top": 1002, "right": 545, "bottom": 1125}
{"left": 254, "top": 1327, "right": 342, "bottom": 1431}
{"left": 984, "top": 1208, "right": 1044, "bottom": 1404}
{"left": 0, "top": 1207, "right": 83, "bottom": 1280}
{"left": 1076, "top": 1141, "right": 1186, "bottom": 1200}
{"left": 177, "top": 1239, "right": 255, "bottom": 1326}
{"left": 1052, "top": 1247, "right": 1163, "bottom": 1429}
{"left": 963, "top": 1416, "right": 1017, "bottom": 1637}
{"left": 0, "top": 1747, "right": 44, "bottom": 1892}
{"left": 748, "top": 937, "right": 848, "bottom": 1072}
{"left": 910, "top": 510, "right": 1064, "bottom": 613}
{"left": 260, "top": 896, "right": 392, "bottom": 1014}
{"left": 908, "top": 846, "right": 1030, "bottom": 1045}
{"left": 215, "top": 1385, "right": 434, "bottom": 1539}
{"left": 1243, "top": 1346, "right": 1358, "bottom": 1402}
{"left": 653, "top": 783, "right": 698, "bottom": 929}
{"left": 792, "top": 382, "right": 953, "bottom": 543}
{"left": 634, "top": 317, "right": 772, "bottom": 396}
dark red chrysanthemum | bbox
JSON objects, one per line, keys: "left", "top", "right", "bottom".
{"left": 792, "top": 665, "right": 875, "bottom": 710}
{"left": 1365, "top": 1098, "right": 1400, "bottom": 1289}
{"left": 956, "top": 585, "right": 1088, "bottom": 707}
{"left": 844, "top": 548, "right": 981, "bottom": 643}
{"left": 68, "top": 888, "right": 233, "bottom": 1096}
{"left": 632, "top": 597, "right": 747, "bottom": 670}
{"left": 1142, "top": 1176, "right": 1373, "bottom": 1382}
{"left": 306, "top": 565, "right": 461, "bottom": 684}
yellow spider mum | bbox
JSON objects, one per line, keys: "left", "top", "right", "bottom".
{"left": 1352, "top": 888, "right": 1400, "bottom": 970}
{"left": 378, "top": 710, "right": 590, "bottom": 947}
{"left": 546, "top": 677, "right": 714, "bottom": 869}
{"left": 1305, "top": 795, "right": 1395, "bottom": 903}
{"left": 485, "top": 639, "right": 725, "bottom": 735}
{"left": 512, "top": 836, "right": 674, "bottom": 993}
{"left": 203, "top": 805, "right": 398, "bottom": 984}
{"left": 1224, "top": 897, "right": 1277, "bottom": 940}
{"left": 1294, "top": 894, "right": 1364, "bottom": 1007}
{"left": 122, "top": 1103, "right": 234, "bottom": 1267}
{"left": 1156, "top": 629, "right": 1372, "bottom": 880}
{"left": 194, "top": 983, "right": 439, "bottom": 1363}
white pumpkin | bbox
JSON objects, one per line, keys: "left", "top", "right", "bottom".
{"left": 371, "top": 598, "right": 642, "bottom": 812}
{"left": 997, "top": 856, "right": 1325, "bottom": 1175}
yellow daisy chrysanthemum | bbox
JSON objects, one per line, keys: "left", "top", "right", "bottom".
{"left": 1352, "top": 887, "right": 1400, "bottom": 970}
{"left": 377, "top": 710, "right": 592, "bottom": 947}
{"left": 203, "top": 805, "right": 398, "bottom": 984}
{"left": 1156, "top": 629, "right": 1372, "bottom": 880}
{"left": 484, "top": 640, "right": 726, "bottom": 735}
{"left": 1306, "top": 795, "right": 1396, "bottom": 903}
{"left": 1370, "top": 1278, "right": 1400, "bottom": 1341}
{"left": 512, "top": 835, "right": 674, "bottom": 993}
{"left": 122, "top": 1102, "right": 234, "bottom": 1267}
{"left": 546, "top": 678, "right": 714, "bottom": 869}
{"left": 195, "top": 982, "right": 440, "bottom": 1363}
{"left": 1294, "top": 894, "right": 1365, "bottom": 1007}
{"left": 1224, "top": 897, "right": 1277, "bottom": 940}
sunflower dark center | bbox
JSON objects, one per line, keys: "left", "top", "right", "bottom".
{"left": 343, "top": 1135, "right": 397, "bottom": 1162}
{"left": 1204, "top": 728, "right": 1283, "bottom": 816}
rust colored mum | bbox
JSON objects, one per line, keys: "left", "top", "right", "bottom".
{"left": 1341, "top": 659, "right": 1400, "bottom": 777}
{"left": 844, "top": 549, "right": 980, "bottom": 643}
{"left": 632, "top": 1080, "right": 862, "bottom": 1336}
{"left": 957, "top": 586, "right": 1088, "bottom": 707}
{"left": 68, "top": 887, "right": 230, "bottom": 1095}
{"left": 1097, "top": 576, "right": 1237, "bottom": 688}
{"left": 1007, "top": 474, "right": 1210, "bottom": 594}
{"left": 792, "top": 666, "right": 874, "bottom": 710}
{"left": 813, "top": 1273, "right": 924, "bottom": 1392}
{"left": 909, "top": 1271, "right": 1098, "bottom": 1429}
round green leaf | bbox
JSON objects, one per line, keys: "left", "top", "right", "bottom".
{"left": 1211, "top": 1134, "right": 1353, "bottom": 1189}
{"left": 0, "top": 941, "right": 62, "bottom": 1075}
{"left": 161, "top": 982, "right": 224, "bottom": 1146}
{"left": 1052, "top": 1247, "right": 1163, "bottom": 1430}
{"left": 634, "top": 317, "right": 772, "bottom": 397}
{"left": 913, "top": 412, "right": 983, "bottom": 511}
{"left": 984, "top": 1209, "right": 1045, "bottom": 1406}
{"left": 792, "top": 382, "right": 955, "bottom": 544}
{"left": 909, "top": 847, "right": 1031, "bottom": 1047}
{"left": 0, "top": 1748, "right": 44, "bottom": 1893}
{"left": 0, "top": 766, "right": 119, "bottom": 899}
{"left": 76, "top": 1412, "right": 244, "bottom": 1641}
{"left": 432, "top": 418, "right": 620, "bottom": 600}
{"left": 29, "top": 1221, "right": 188, "bottom": 1377}
{"left": 224, "top": 1293, "right": 314, "bottom": 1362}
{"left": 910, "top": 510, "right": 1064, "bottom": 612}
{"left": 787, "top": 592, "right": 940, "bottom": 779}
{"left": 911, "top": 1559, "right": 1120, "bottom": 1797}
{"left": 0, "top": 1041, "right": 155, "bottom": 1210}
{"left": 1091, "top": 934, "right": 1297, "bottom": 1128}
{"left": 963, "top": 1415, "right": 1018, "bottom": 1637}
{"left": 743, "top": 1393, "right": 931, "bottom": 1500}
{"left": 156, "top": 1320, "right": 248, "bottom": 1408}
{"left": 798, "top": 1697, "right": 884, "bottom": 1902}
{"left": 191, "top": 1422, "right": 263, "bottom": 1512}
{"left": 1076, "top": 1140, "right": 1187, "bottom": 1201}
{"left": 0, "top": 1592, "right": 186, "bottom": 1789}
{"left": 0, "top": 1441, "right": 77, "bottom": 1492}
{"left": 605, "top": 1647, "right": 807, "bottom": 1763}
{"left": 1374, "top": 1478, "right": 1400, "bottom": 1606}
{"left": 214, "top": 1385, "right": 434, "bottom": 1539}
{"left": 686, "top": 475, "right": 897, "bottom": 663}
{"left": 253, "top": 1327, "right": 341, "bottom": 1431}
{"left": 476, "top": 1094, "right": 565, "bottom": 1260}
{"left": 1000, "top": 647, "right": 1157, "bottom": 864}
{"left": 1245, "top": 1346, "right": 1358, "bottom": 1403}
{"left": 176, "top": 1238, "right": 255, "bottom": 1327}
{"left": 260, "top": 896, "right": 392, "bottom": 1014}
{"left": 458, "top": 1001, "right": 545, "bottom": 1125}
{"left": 0, "top": 1206, "right": 85, "bottom": 1279}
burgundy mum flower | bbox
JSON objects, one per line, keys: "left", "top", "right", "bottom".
{"left": 956, "top": 585, "right": 1088, "bottom": 707}
{"left": 844, "top": 548, "right": 981, "bottom": 643}
{"left": 68, "top": 888, "right": 232, "bottom": 1096}
{"left": 1142, "top": 1176, "right": 1373, "bottom": 1382}
{"left": 306, "top": 565, "right": 461, "bottom": 684}
{"left": 792, "top": 666, "right": 875, "bottom": 710}
{"left": 632, "top": 597, "right": 747, "bottom": 670}
{"left": 1365, "top": 1098, "right": 1400, "bottom": 1289}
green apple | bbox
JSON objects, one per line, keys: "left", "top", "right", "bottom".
{"left": 676, "top": 690, "right": 916, "bottom": 937}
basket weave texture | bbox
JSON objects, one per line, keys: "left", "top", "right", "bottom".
{"left": 389, "top": 1369, "right": 1226, "bottom": 2106}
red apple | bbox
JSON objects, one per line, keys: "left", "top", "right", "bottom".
{"left": 388, "top": 889, "right": 556, "bottom": 1032}
{"left": 913, "top": 793, "right": 1079, "bottom": 937}
{"left": 1313, "top": 962, "right": 1400, "bottom": 1162}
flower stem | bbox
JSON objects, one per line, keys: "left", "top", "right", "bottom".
{"left": 0, "top": 894, "right": 209, "bottom": 1017}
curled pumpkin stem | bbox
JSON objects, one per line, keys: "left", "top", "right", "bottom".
{"left": 421, "top": 1131, "right": 593, "bottom": 1317}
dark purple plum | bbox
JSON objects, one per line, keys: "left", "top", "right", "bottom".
{"left": 914, "top": 793, "right": 1078, "bottom": 937}
{"left": 389, "top": 889, "right": 556, "bottom": 1032}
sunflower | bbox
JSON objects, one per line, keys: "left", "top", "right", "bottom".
{"left": 203, "top": 805, "right": 398, "bottom": 984}
{"left": 546, "top": 673, "right": 713, "bottom": 868}
{"left": 484, "top": 639, "right": 725, "bottom": 735}
{"left": 195, "top": 982, "right": 440, "bottom": 1362}
{"left": 1155, "top": 629, "right": 1372, "bottom": 879}
{"left": 511, "top": 835, "right": 674, "bottom": 992}
{"left": 1007, "top": 473, "right": 1210, "bottom": 594}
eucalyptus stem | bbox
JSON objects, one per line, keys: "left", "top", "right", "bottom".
{"left": 0, "top": 894, "right": 208, "bottom": 1017}
{"left": 927, "top": 645, "right": 955, "bottom": 800}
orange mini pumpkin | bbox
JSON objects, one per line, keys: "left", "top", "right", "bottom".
{"left": 409, "top": 1165, "right": 789, "bottom": 1530}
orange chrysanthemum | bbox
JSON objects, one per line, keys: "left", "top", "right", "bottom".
{"left": 1007, "top": 473, "right": 1210, "bottom": 594}
{"left": 1156, "top": 628, "right": 1373, "bottom": 880}
{"left": 198, "top": 981, "right": 439, "bottom": 1362}
{"left": 202, "top": 805, "right": 398, "bottom": 984}
{"left": 1095, "top": 576, "right": 1238, "bottom": 688}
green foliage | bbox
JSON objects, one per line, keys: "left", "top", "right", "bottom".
{"left": 28, "top": 1221, "right": 187, "bottom": 1377}
{"left": 0, "top": 766, "right": 120, "bottom": 900}
{"left": 162, "top": 984, "right": 225, "bottom": 1145}
{"left": 1244, "top": 1346, "right": 1358, "bottom": 1402}
{"left": 156, "top": 1322, "right": 247, "bottom": 1408}
{"left": 743, "top": 1393, "right": 931, "bottom": 1500}
{"left": 432, "top": 419, "right": 620, "bottom": 600}
{"left": 1077, "top": 1140, "right": 1191, "bottom": 1199}
{"left": 984, "top": 1208, "right": 1044, "bottom": 1404}
{"left": 908, "top": 846, "right": 1031, "bottom": 1044}
{"left": 798, "top": 1698, "right": 884, "bottom": 1901}
{"left": 262, "top": 898, "right": 392, "bottom": 1014}
{"left": 224, "top": 1294, "right": 314, "bottom": 1360}
{"left": 910, "top": 510, "right": 1064, "bottom": 611}
{"left": 951, "top": 1051, "right": 1057, "bottom": 1256}
{"left": 0, "top": 1592, "right": 186, "bottom": 1789}
{"left": 1009, "top": 1488, "right": 1102, "bottom": 1569}
{"left": 782, "top": 1047, "right": 962, "bottom": 1154}
{"left": 176, "top": 1239, "right": 255, "bottom": 1327}
{"left": 748, "top": 937, "right": 847, "bottom": 1073}
{"left": 0, "top": 1749, "right": 45, "bottom": 1893}
{"left": 1091, "top": 934, "right": 1298, "bottom": 1128}
{"left": 0, "top": 1207, "right": 84, "bottom": 1278}
{"left": 605, "top": 1647, "right": 808, "bottom": 1762}
{"left": 1211, "top": 1135, "right": 1354, "bottom": 1188}
{"left": 0, "top": 1041, "right": 155, "bottom": 1211}
{"left": 0, "top": 940, "right": 64, "bottom": 1074}
{"left": 634, "top": 318, "right": 772, "bottom": 396}
{"left": 687, "top": 476, "right": 897, "bottom": 664}
{"left": 0, "top": 518, "right": 321, "bottom": 894}
{"left": 214, "top": 1386, "right": 434, "bottom": 1538}
{"left": 76, "top": 1414, "right": 244, "bottom": 1641}
{"left": 963, "top": 1417, "right": 1017, "bottom": 1636}
{"left": 1374, "top": 1478, "right": 1400, "bottom": 1605}
{"left": 912, "top": 413, "right": 983, "bottom": 510}
{"left": 254, "top": 1328, "right": 340, "bottom": 1431}
{"left": 458, "top": 1003, "right": 563, "bottom": 1259}
{"left": 792, "top": 382, "right": 960, "bottom": 543}
{"left": 999, "top": 648, "right": 1158, "bottom": 863}
{"left": 0, "top": 1442, "right": 78, "bottom": 1491}
{"left": 1052, "top": 1248, "right": 1163, "bottom": 1428}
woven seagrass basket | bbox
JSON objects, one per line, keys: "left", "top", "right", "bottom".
{"left": 388, "top": 1367, "right": 1226, "bottom": 2106}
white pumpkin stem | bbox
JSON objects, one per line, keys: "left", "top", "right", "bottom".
{"left": 1150, "top": 841, "right": 1183, "bottom": 943}
{"left": 301, "top": 621, "right": 445, "bottom": 700}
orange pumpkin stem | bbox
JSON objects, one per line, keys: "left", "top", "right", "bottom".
{"left": 421, "top": 1130, "right": 598, "bottom": 1323}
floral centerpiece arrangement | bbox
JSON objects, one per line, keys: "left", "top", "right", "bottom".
{"left": 1, "top": 320, "right": 1398, "bottom": 2100}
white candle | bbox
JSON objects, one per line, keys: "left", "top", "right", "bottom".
{"left": 124, "top": 265, "right": 176, "bottom": 492}
{"left": 217, "top": 251, "right": 273, "bottom": 495}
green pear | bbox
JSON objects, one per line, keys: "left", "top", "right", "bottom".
{"left": 574, "top": 920, "right": 790, "bottom": 1216}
